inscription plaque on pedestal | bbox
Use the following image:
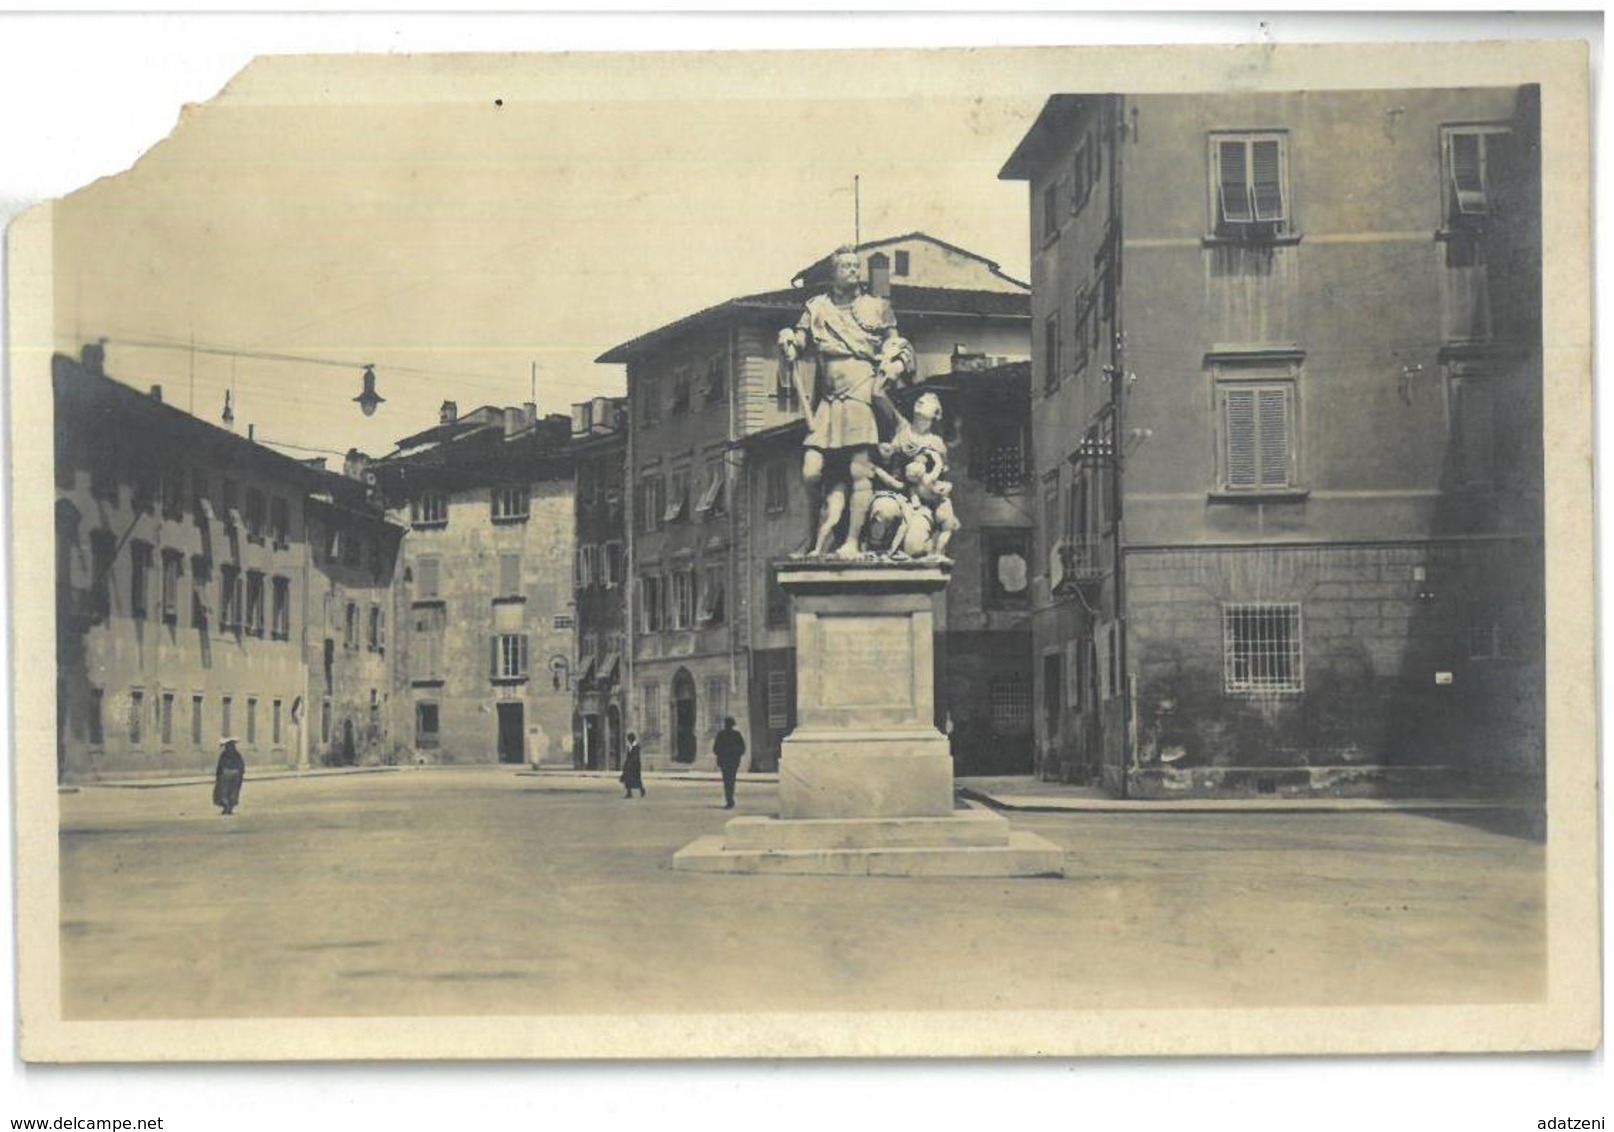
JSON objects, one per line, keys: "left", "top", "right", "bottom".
{"left": 817, "top": 616, "right": 914, "bottom": 710}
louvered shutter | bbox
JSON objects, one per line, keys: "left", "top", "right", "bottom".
{"left": 1251, "top": 139, "right": 1285, "bottom": 222}
{"left": 1451, "top": 131, "right": 1488, "bottom": 215}
{"left": 518, "top": 635, "right": 529, "bottom": 678}
{"left": 1224, "top": 389, "right": 1259, "bottom": 488}
{"left": 490, "top": 635, "right": 500, "bottom": 679}
{"left": 1218, "top": 139, "right": 1253, "bottom": 224}
{"left": 1256, "top": 387, "right": 1292, "bottom": 488}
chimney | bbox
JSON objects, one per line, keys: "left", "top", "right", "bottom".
{"left": 81, "top": 341, "right": 106, "bottom": 375}
{"left": 524, "top": 401, "right": 538, "bottom": 425}
{"left": 344, "top": 448, "right": 369, "bottom": 481}
{"left": 248, "top": 423, "right": 255, "bottom": 441}
{"left": 503, "top": 407, "right": 522, "bottom": 438}
{"left": 440, "top": 400, "right": 458, "bottom": 425}
{"left": 148, "top": 384, "right": 163, "bottom": 403}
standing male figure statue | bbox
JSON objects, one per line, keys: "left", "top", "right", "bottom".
{"left": 778, "top": 246, "right": 916, "bottom": 558}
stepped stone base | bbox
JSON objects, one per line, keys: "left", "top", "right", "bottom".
{"left": 672, "top": 804, "right": 1067, "bottom": 878}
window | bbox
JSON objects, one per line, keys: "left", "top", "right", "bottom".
{"left": 271, "top": 576, "right": 290, "bottom": 639}
{"left": 1072, "top": 285, "right": 1094, "bottom": 378}
{"left": 491, "top": 485, "right": 530, "bottom": 522}
{"left": 1211, "top": 132, "right": 1289, "bottom": 237}
{"left": 1449, "top": 370, "right": 1497, "bottom": 487}
{"left": 990, "top": 678, "right": 1031, "bottom": 734}
{"left": 1042, "top": 651, "right": 1064, "bottom": 735}
{"left": 766, "top": 568, "right": 789, "bottom": 629}
{"left": 698, "top": 563, "right": 726, "bottom": 626}
{"left": 190, "top": 470, "right": 210, "bottom": 519}
{"left": 160, "top": 549, "right": 183, "bottom": 624}
{"left": 245, "top": 571, "right": 266, "bottom": 637}
{"left": 345, "top": 602, "right": 359, "bottom": 650}
{"left": 1042, "top": 181, "right": 1060, "bottom": 242}
{"left": 640, "top": 475, "right": 665, "bottom": 534}
{"left": 222, "top": 478, "right": 240, "bottom": 527}
{"left": 664, "top": 468, "right": 689, "bottom": 524}
{"left": 1043, "top": 312, "right": 1061, "bottom": 394}
{"left": 1042, "top": 471, "right": 1062, "bottom": 566}
{"left": 640, "top": 575, "right": 665, "bottom": 633}
{"left": 669, "top": 569, "right": 695, "bottom": 630}
{"left": 88, "top": 688, "right": 105, "bottom": 747}
{"left": 695, "top": 459, "right": 726, "bottom": 519}
{"left": 129, "top": 540, "right": 152, "bottom": 619}
{"left": 415, "top": 556, "right": 441, "bottom": 600}
{"left": 272, "top": 699, "right": 283, "bottom": 746}
{"left": 415, "top": 703, "right": 441, "bottom": 749}
{"left": 670, "top": 368, "right": 692, "bottom": 415}
{"left": 161, "top": 466, "right": 185, "bottom": 519}
{"left": 639, "top": 375, "right": 661, "bottom": 427}
{"left": 491, "top": 633, "right": 529, "bottom": 681}
{"left": 368, "top": 605, "right": 385, "bottom": 652}
{"left": 982, "top": 530, "right": 1031, "bottom": 610}
{"left": 246, "top": 697, "right": 258, "bottom": 746}
{"left": 1070, "top": 133, "right": 1099, "bottom": 216}
{"left": 321, "top": 699, "right": 331, "bottom": 744}
{"left": 766, "top": 669, "right": 789, "bottom": 730}
{"left": 574, "top": 546, "right": 594, "bottom": 589}
{"left": 128, "top": 689, "right": 145, "bottom": 745}
{"left": 130, "top": 462, "right": 157, "bottom": 514}
{"left": 191, "top": 556, "right": 212, "bottom": 627}
{"left": 500, "top": 553, "right": 522, "bottom": 597}
{"left": 90, "top": 531, "right": 115, "bottom": 614}
{"left": 411, "top": 491, "right": 448, "bottom": 528}
{"left": 704, "top": 353, "right": 727, "bottom": 403}
{"left": 894, "top": 249, "right": 910, "bottom": 277}
{"left": 1217, "top": 373, "right": 1296, "bottom": 493}
{"left": 765, "top": 462, "right": 789, "bottom": 514}
{"left": 704, "top": 677, "right": 729, "bottom": 735}
{"left": 90, "top": 453, "right": 119, "bottom": 503}
{"left": 1442, "top": 124, "right": 1512, "bottom": 227}
{"left": 221, "top": 695, "right": 234, "bottom": 740}
{"left": 1223, "top": 603, "right": 1303, "bottom": 694}
{"left": 269, "top": 497, "right": 290, "bottom": 546}
{"left": 190, "top": 694, "right": 203, "bottom": 747}
{"left": 969, "top": 410, "right": 1027, "bottom": 495}
{"left": 411, "top": 606, "right": 447, "bottom": 683}
{"left": 219, "top": 565, "right": 243, "bottom": 631}
{"left": 602, "top": 542, "right": 625, "bottom": 588}
{"left": 244, "top": 488, "right": 266, "bottom": 542}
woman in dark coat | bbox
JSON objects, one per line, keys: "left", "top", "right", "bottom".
{"left": 619, "top": 732, "right": 645, "bottom": 799}
{"left": 213, "top": 737, "right": 245, "bottom": 815}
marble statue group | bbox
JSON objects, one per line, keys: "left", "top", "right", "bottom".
{"left": 778, "top": 246, "right": 961, "bottom": 562}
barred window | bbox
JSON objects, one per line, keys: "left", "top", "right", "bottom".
{"left": 990, "top": 678, "right": 1031, "bottom": 734}
{"left": 1223, "top": 603, "right": 1303, "bottom": 694}
{"left": 766, "top": 669, "right": 790, "bottom": 730}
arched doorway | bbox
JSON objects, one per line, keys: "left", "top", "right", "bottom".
{"left": 605, "top": 703, "right": 624, "bottom": 770}
{"left": 671, "top": 668, "right": 698, "bottom": 764}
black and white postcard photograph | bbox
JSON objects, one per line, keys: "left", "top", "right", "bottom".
{"left": 1, "top": 13, "right": 1603, "bottom": 1132}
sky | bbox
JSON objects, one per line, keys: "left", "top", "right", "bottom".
{"left": 48, "top": 52, "right": 1039, "bottom": 461}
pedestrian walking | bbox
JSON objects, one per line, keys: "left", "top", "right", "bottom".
{"left": 713, "top": 717, "right": 746, "bottom": 809}
{"left": 213, "top": 737, "right": 245, "bottom": 816}
{"left": 620, "top": 732, "right": 645, "bottom": 798}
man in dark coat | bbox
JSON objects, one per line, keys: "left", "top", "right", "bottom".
{"left": 212, "top": 737, "right": 245, "bottom": 816}
{"left": 619, "top": 732, "right": 645, "bottom": 798}
{"left": 713, "top": 717, "right": 746, "bottom": 809}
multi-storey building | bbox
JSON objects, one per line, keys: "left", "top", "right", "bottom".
{"left": 597, "top": 233, "right": 1030, "bottom": 770}
{"left": 53, "top": 348, "right": 401, "bottom": 780}
{"left": 372, "top": 401, "right": 578, "bottom": 766}
{"left": 569, "top": 395, "right": 629, "bottom": 770}
{"left": 304, "top": 452, "right": 404, "bottom": 766}
{"left": 1000, "top": 88, "right": 1543, "bottom": 797}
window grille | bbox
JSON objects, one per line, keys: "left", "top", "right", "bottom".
{"left": 990, "top": 678, "right": 1031, "bottom": 733}
{"left": 1223, "top": 603, "right": 1303, "bottom": 694}
{"left": 766, "top": 669, "right": 790, "bottom": 730}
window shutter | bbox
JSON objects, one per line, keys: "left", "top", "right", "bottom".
{"left": 518, "top": 635, "right": 529, "bottom": 678}
{"left": 1250, "top": 139, "right": 1285, "bottom": 222}
{"left": 1224, "top": 388, "right": 1259, "bottom": 488}
{"left": 490, "top": 635, "right": 500, "bottom": 679}
{"left": 1256, "top": 387, "right": 1292, "bottom": 488}
{"left": 1218, "top": 139, "right": 1254, "bottom": 224}
{"left": 1451, "top": 131, "right": 1488, "bottom": 215}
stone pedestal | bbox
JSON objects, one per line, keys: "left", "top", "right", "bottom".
{"left": 673, "top": 560, "right": 1064, "bottom": 878}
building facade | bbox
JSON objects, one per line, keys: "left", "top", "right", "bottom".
{"left": 569, "top": 396, "right": 629, "bottom": 770}
{"left": 1000, "top": 88, "right": 1544, "bottom": 797}
{"left": 597, "top": 233, "right": 1031, "bottom": 771}
{"left": 373, "top": 402, "right": 578, "bottom": 766}
{"left": 54, "top": 350, "right": 326, "bottom": 779}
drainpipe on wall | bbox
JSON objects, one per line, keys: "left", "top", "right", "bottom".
{"left": 623, "top": 366, "right": 636, "bottom": 758}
